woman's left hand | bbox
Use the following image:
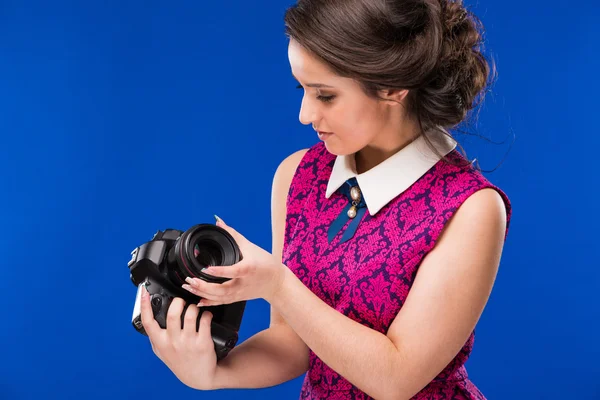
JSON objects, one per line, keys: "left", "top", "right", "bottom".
{"left": 181, "top": 216, "right": 286, "bottom": 306}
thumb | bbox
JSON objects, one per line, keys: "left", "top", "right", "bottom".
{"left": 214, "top": 215, "right": 246, "bottom": 244}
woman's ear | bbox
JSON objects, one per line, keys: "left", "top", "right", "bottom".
{"left": 379, "top": 88, "right": 409, "bottom": 106}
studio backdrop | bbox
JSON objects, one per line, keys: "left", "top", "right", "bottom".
{"left": 0, "top": 1, "right": 598, "bottom": 399}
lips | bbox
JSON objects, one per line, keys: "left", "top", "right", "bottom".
{"left": 317, "top": 131, "right": 333, "bottom": 141}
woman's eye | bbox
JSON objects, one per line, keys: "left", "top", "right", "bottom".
{"left": 296, "top": 84, "right": 335, "bottom": 103}
{"left": 317, "top": 95, "right": 335, "bottom": 103}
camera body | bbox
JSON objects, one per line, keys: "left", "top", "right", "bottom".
{"left": 128, "top": 223, "right": 246, "bottom": 361}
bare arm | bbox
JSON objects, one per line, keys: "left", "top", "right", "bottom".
{"left": 212, "top": 148, "right": 310, "bottom": 390}
{"left": 267, "top": 188, "right": 508, "bottom": 399}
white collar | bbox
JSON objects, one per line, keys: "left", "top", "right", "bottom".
{"left": 325, "top": 129, "right": 458, "bottom": 216}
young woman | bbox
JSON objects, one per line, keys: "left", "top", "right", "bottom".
{"left": 140, "top": 0, "right": 512, "bottom": 398}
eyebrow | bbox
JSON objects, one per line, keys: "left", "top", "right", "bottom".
{"left": 291, "top": 72, "right": 335, "bottom": 88}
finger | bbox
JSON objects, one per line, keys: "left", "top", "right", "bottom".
{"left": 215, "top": 218, "right": 246, "bottom": 245}
{"left": 201, "top": 261, "right": 251, "bottom": 279}
{"left": 140, "top": 286, "right": 162, "bottom": 339}
{"left": 166, "top": 297, "right": 186, "bottom": 339}
{"left": 184, "top": 277, "right": 237, "bottom": 300}
{"left": 182, "top": 302, "right": 199, "bottom": 337}
{"left": 197, "top": 298, "right": 226, "bottom": 307}
{"left": 197, "top": 310, "right": 214, "bottom": 346}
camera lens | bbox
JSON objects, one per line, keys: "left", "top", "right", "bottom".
{"left": 167, "top": 224, "right": 241, "bottom": 286}
{"left": 193, "top": 241, "right": 222, "bottom": 267}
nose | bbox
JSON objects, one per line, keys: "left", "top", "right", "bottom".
{"left": 298, "top": 95, "right": 320, "bottom": 126}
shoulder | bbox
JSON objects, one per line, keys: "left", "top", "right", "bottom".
{"left": 413, "top": 168, "right": 510, "bottom": 281}
{"left": 271, "top": 148, "right": 311, "bottom": 208}
{"left": 272, "top": 141, "right": 328, "bottom": 186}
{"left": 277, "top": 148, "right": 310, "bottom": 173}
{"left": 433, "top": 152, "right": 512, "bottom": 226}
{"left": 458, "top": 187, "right": 508, "bottom": 231}
{"left": 272, "top": 148, "right": 310, "bottom": 186}
{"left": 432, "top": 186, "right": 508, "bottom": 265}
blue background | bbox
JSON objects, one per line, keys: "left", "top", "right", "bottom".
{"left": 1, "top": 1, "right": 598, "bottom": 399}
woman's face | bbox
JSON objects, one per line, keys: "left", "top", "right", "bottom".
{"left": 287, "top": 39, "right": 412, "bottom": 157}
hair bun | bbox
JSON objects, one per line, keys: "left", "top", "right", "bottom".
{"left": 417, "top": 0, "right": 492, "bottom": 128}
{"left": 442, "top": 0, "right": 469, "bottom": 33}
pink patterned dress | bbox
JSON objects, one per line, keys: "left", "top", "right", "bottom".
{"left": 281, "top": 139, "right": 512, "bottom": 399}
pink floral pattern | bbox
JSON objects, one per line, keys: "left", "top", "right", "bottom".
{"left": 282, "top": 141, "right": 512, "bottom": 399}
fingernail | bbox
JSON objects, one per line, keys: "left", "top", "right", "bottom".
{"left": 214, "top": 215, "right": 221, "bottom": 223}
{"left": 185, "top": 277, "right": 193, "bottom": 284}
{"left": 197, "top": 301, "right": 204, "bottom": 307}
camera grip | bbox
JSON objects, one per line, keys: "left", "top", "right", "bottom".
{"left": 208, "top": 317, "right": 239, "bottom": 361}
{"left": 147, "top": 291, "right": 238, "bottom": 360}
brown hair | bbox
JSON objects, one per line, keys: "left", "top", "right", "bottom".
{"left": 284, "top": 0, "right": 503, "bottom": 171}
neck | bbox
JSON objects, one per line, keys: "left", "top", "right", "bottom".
{"left": 354, "top": 123, "right": 422, "bottom": 175}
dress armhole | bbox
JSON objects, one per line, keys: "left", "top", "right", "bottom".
{"left": 282, "top": 145, "right": 319, "bottom": 259}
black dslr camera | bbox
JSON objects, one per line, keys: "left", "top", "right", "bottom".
{"left": 128, "top": 223, "right": 246, "bottom": 361}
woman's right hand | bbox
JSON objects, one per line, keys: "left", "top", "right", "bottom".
{"left": 140, "top": 286, "right": 218, "bottom": 390}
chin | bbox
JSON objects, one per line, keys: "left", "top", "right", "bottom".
{"left": 322, "top": 140, "right": 357, "bottom": 157}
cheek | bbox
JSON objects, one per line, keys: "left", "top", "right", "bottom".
{"left": 335, "top": 106, "right": 378, "bottom": 141}
{"left": 324, "top": 113, "right": 377, "bottom": 155}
